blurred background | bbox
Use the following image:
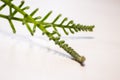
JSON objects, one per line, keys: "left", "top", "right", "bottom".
{"left": 0, "top": 0, "right": 120, "bottom": 80}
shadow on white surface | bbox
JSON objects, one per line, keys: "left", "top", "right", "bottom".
{"left": 0, "top": 0, "right": 120, "bottom": 80}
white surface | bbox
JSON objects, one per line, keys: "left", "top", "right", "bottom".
{"left": 0, "top": 0, "right": 120, "bottom": 80}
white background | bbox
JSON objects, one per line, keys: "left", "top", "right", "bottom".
{"left": 0, "top": 0, "right": 120, "bottom": 80}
